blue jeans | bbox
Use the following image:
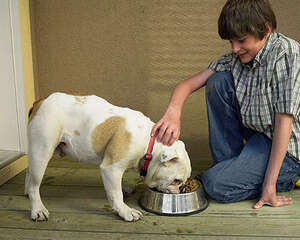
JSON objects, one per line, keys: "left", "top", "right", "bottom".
{"left": 201, "top": 72, "right": 300, "bottom": 202}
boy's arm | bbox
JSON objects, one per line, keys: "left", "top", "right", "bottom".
{"left": 254, "top": 113, "right": 293, "bottom": 209}
{"left": 151, "top": 69, "right": 215, "bottom": 145}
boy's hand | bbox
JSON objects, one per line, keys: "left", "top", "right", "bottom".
{"left": 151, "top": 107, "right": 181, "bottom": 146}
{"left": 253, "top": 184, "right": 292, "bottom": 209}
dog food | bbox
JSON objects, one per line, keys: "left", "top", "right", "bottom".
{"left": 151, "top": 179, "right": 199, "bottom": 194}
{"left": 181, "top": 179, "right": 199, "bottom": 193}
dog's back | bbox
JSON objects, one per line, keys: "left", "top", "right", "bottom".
{"left": 27, "top": 92, "right": 153, "bottom": 164}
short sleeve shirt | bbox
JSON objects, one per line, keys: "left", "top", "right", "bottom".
{"left": 208, "top": 32, "right": 300, "bottom": 162}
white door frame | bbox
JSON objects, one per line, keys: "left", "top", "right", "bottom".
{"left": 9, "top": 0, "right": 27, "bottom": 153}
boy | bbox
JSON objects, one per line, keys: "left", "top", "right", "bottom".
{"left": 151, "top": 0, "right": 300, "bottom": 208}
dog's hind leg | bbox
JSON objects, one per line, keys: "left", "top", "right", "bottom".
{"left": 26, "top": 117, "right": 63, "bottom": 221}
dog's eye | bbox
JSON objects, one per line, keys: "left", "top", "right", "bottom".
{"left": 173, "top": 179, "right": 182, "bottom": 185}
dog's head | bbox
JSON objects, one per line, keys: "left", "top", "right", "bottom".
{"left": 144, "top": 140, "right": 191, "bottom": 193}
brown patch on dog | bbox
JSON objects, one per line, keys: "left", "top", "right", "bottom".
{"left": 74, "top": 130, "right": 80, "bottom": 136}
{"left": 74, "top": 96, "right": 87, "bottom": 104}
{"left": 91, "top": 116, "right": 131, "bottom": 168}
{"left": 28, "top": 99, "right": 45, "bottom": 124}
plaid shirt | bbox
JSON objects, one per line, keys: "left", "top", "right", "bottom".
{"left": 208, "top": 32, "right": 300, "bottom": 162}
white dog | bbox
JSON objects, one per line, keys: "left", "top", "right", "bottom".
{"left": 26, "top": 92, "right": 191, "bottom": 222}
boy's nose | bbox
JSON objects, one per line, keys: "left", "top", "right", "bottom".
{"left": 231, "top": 42, "right": 240, "bottom": 54}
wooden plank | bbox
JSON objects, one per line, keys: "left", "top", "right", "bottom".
{"left": 8, "top": 167, "right": 143, "bottom": 187}
{"left": 47, "top": 156, "right": 96, "bottom": 169}
{"left": 2, "top": 180, "right": 300, "bottom": 199}
{"left": 0, "top": 184, "right": 147, "bottom": 215}
{"left": 0, "top": 183, "right": 106, "bottom": 199}
{"left": 0, "top": 191, "right": 300, "bottom": 219}
{"left": 0, "top": 209, "right": 299, "bottom": 238}
{"left": 0, "top": 195, "right": 110, "bottom": 215}
{"left": 8, "top": 167, "right": 105, "bottom": 186}
{"left": 0, "top": 228, "right": 266, "bottom": 240}
{"left": 0, "top": 155, "right": 27, "bottom": 186}
{"left": 0, "top": 182, "right": 147, "bottom": 202}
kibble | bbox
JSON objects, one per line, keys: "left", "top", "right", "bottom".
{"left": 181, "top": 179, "right": 199, "bottom": 193}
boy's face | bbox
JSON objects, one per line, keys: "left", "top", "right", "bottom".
{"left": 229, "top": 33, "right": 270, "bottom": 63}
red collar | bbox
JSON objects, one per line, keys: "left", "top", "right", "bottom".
{"left": 140, "top": 135, "right": 156, "bottom": 176}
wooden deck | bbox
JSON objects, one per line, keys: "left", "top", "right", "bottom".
{"left": 0, "top": 157, "right": 300, "bottom": 240}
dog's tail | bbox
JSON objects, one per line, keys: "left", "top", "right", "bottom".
{"left": 28, "top": 98, "right": 45, "bottom": 123}
{"left": 28, "top": 106, "right": 34, "bottom": 118}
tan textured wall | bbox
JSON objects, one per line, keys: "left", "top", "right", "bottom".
{"left": 30, "top": 0, "right": 300, "bottom": 168}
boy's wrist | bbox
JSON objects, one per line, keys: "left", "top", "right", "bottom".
{"left": 263, "top": 172, "right": 278, "bottom": 188}
{"left": 166, "top": 105, "right": 182, "bottom": 118}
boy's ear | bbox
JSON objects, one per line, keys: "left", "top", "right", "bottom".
{"left": 265, "top": 22, "right": 272, "bottom": 35}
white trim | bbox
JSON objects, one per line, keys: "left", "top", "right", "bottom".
{"left": 9, "top": 0, "right": 27, "bottom": 153}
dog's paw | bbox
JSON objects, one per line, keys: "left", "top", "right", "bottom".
{"left": 31, "top": 207, "right": 49, "bottom": 221}
{"left": 119, "top": 206, "right": 143, "bottom": 222}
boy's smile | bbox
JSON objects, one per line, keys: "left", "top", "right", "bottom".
{"left": 230, "top": 33, "right": 271, "bottom": 63}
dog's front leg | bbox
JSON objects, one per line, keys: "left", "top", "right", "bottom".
{"left": 100, "top": 164, "right": 143, "bottom": 221}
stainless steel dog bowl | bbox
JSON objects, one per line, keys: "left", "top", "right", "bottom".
{"left": 139, "top": 180, "right": 208, "bottom": 216}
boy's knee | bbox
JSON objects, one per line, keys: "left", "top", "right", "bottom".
{"left": 206, "top": 72, "right": 233, "bottom": 96}
{"left": 202, "top": 166, "right": 260, "bottom": 203}
{"left": 201, "top": 169, "right": 229, "bottom": 202}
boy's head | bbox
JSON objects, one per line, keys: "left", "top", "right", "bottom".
{"left": 218, "top": 0, "right": 277, "bottom": 40}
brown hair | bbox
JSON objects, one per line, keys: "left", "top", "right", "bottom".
{"left": 218, "top": 0, "right": 277, "bottom": 40}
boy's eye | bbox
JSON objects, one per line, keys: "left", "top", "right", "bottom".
{"left": 238, "top": 36, "right": 248, "bottom": 43}
{"left": 230, "top": 37, "right": 247, "bottom": 44}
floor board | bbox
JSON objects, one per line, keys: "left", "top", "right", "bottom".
{"left": 0, "top": 157, "right": 300, "bottom": 239}
{"left": 0, "top": 209, "right": 300, "bottom": 238}
{"left": 0, "top": 193, "right": 300, "bottom": 218}
{"left": 3, "top": 228, "right": 289, "bottom": 240}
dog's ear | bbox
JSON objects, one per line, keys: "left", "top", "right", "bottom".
{"left": 160, "top": 148, "right": 178, "bottom": 166}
